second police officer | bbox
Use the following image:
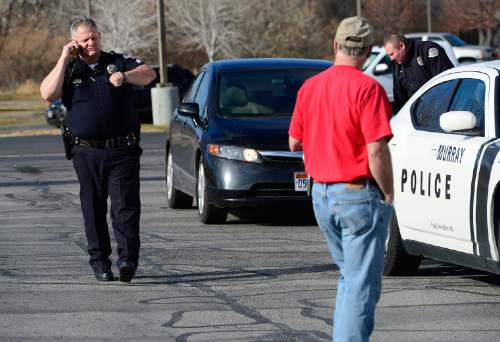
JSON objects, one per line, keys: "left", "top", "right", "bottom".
{"left": 40, "top": 17, "right": 156, "bottom": 282}
{"left": 384, "top": 33, "right": 454, "bottom": 114}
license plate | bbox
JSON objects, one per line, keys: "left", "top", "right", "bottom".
{"left": 294, "top": 171, "right": 309, "bottom": 192}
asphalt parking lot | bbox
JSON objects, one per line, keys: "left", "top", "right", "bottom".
{"left": 1, "top": 133, "right": 499, "bottom": 342}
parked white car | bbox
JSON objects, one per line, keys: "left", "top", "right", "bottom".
{"left": 406, "top": 32, "right": 496, "bottom": 63}
{"left": 363, "top": 43, "right": 458, "bottom": 104}
{"left": 386, "top": 60, "right": 500, "bottom": 276}
{"left": 363, "top": 47, "right": 394, "bottom": 102}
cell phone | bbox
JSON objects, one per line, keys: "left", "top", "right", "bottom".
{"left": 71, "top": 46, "right": 81, "bottom": 59}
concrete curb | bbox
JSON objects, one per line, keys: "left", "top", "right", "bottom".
{"left": 0, "top": 125, "right": 167, "bottom": 138}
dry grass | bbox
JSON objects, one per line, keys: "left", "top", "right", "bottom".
{"left": 0, "top": 114, "right": 45, "bottom": 126}
{"left": 0, "top": 127, "right": 59, "bottom": 138}
{"left": 15, "top": 80, "right": 40, "bottom": 95}
{"left": 0, "top": 118, "right": 20, "bottom": 125}
{"left": 141, "top": 124, "right": 167, "bottom": 133}
{"left": 0, "top": 80, "right": 167, "bottom": 137}
{"left": 0, "top": 79, "right": 43, "bottom": 101}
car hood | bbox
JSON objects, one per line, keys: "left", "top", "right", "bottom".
{"left": 456, "top": 45, "right": 494, "bottom": 52}
{"left": 208, "top": 115, "right": 292, "bottom": 151}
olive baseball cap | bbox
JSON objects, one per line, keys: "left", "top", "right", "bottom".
{"left": 335, "top": 16, "right": 374, "bottom": 48}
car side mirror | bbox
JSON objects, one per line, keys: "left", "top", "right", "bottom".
{"left": 373, "top": 63, "right": 390, "bottom": 75}
{"left": 440, "top": 111, "right": 477, "bottom": 133}
{"left": 178, "top": 102, "right": 199, "bottom": 119}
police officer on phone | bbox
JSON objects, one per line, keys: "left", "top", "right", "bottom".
{"left": 40, "top": 17, "right": 156, "bottom": 282}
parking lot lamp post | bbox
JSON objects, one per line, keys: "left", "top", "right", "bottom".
{"left": 427, "top": 0, "right": 432, "bottom": 32}
{"left": 151, "top": 0, "right": 179, "bottom": 128}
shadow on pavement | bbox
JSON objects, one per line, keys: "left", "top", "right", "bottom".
{"left": 228, "top": 204, "right": 317, "bottom": 226}
{"left": 415, "top": 258, "right": 500, "bottom": 285}
{"left": 134, "top": 263, "right": 337, "bottom": 286}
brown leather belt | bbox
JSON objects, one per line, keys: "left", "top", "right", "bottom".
{"left": 314, "top": 178, "right": 372, "bottom": 189}
{"left": 345, "top": 179, "right": 369, "bottom": 190}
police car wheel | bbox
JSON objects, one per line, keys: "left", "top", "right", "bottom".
{"left": 383, "top": 213, "right": 422, "bottom": 276}
{"left": 196, "top": 157, "right": 228, "bottom": 224}
{"left": 165, "top": 149, "right": 192, "bottom": 209}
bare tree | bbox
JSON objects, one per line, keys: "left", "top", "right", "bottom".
{"left": 237, "top": 0, "right": 332, "bottom": 59}
{"left": 363, "top": 0, "right": 425, "bottom": 42}
{"left": 168, "top": 0, "right": 245, "bottom": 62}
{"left": 0, "top": 0, "right": 16, "bottom": 54}
{"left": 92, "top": 0, "right": 157, "bottom": 54}
{"left": 440, "top": 0, "right": 499, "bottom": 45}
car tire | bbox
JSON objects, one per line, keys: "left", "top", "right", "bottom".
{"left": 383, "top": 213, "right": 422, "bottom": 276}
{"left": 165, "top": 149, "right": 192, "bottom": 209}
{"left": 197, "top": 157, "right": 228, "bottom": 224}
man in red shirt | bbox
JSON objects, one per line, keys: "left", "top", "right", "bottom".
{"left": 289, "top": 17, "right": 394, "bottom": 342}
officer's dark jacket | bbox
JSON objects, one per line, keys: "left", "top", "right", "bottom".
{"left": 392, "top": 39, "right": 454, "bottom": 114}
{"left": 62, "top": 51, "right": 144, "bottom": 139}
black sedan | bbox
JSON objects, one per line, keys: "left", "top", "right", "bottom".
{"left": 165, "top": 58, "right": 332, "bottom": 224}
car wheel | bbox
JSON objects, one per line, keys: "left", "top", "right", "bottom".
{"left": 165, "top": 149, "right": 192, "bottom": 209}
{"left": 197, "top": 157, "right": 228, "bottom": 224}
{"left": 383, "top": 213, "right": 422, "bottom": 276}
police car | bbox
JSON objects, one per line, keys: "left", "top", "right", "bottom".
{"left": 386, "top": 60, "right": 500, "bottom": 276}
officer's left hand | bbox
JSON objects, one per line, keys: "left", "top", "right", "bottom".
{"left": 109, "top": 72, "right": 126, "bottom": 87}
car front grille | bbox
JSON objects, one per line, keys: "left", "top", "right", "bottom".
{"left": 259, "top": 150, "right": 304, "bottom": 164}
{"left": 249, "top": 183, "right": 308, "bottom": 197}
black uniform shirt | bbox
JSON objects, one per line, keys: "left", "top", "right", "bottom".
{"left": 393, "top": 39, "right": 454, "bottom": 113}
{"left": 62, "top": 51, "right": 144, "bottom": 139}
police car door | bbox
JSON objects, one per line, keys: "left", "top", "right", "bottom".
{"left": 391, "top": 70, "right": 493, "bottom": 255}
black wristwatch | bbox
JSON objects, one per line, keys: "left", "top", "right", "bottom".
{"left": 123, "top": 72, "right": 128, "bottom": 83}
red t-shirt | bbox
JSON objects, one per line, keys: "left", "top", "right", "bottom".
{"left": 289, "top": 65, "right": 392, "bottom": 183}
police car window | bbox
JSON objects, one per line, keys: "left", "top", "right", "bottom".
{"left": 183, "top": 71, "right": 206, "bottom": 103}
{"left": 449, "top": 79, "right": 485, "bottom": 135}
{"left": 411, "top": 79, "right": 459, "bottom": 132}
{"left": 195, "top": 72, "right": 210, "bottom": 118}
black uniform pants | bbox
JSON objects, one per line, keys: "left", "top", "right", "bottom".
{"left": 71, "top": 144, "right": 142, "bottom": 269}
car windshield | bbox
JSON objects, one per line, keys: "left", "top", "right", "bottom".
{"left": 362, "top": 51, "right": 379, "bottom": 71}
{"left": 217, "top": 68, "right": 324, "bottom": 117}
{"left": 444, "top": 34, "right": 466, "bottom": 47}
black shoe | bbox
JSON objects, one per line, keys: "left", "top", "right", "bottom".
{"left": 92, "top": 265, "right": 114, "bottom": 282}
{"left": 117, "top": 260, "right": 136, "bottom": 283}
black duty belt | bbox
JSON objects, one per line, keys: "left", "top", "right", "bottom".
{"left": 73, "top": 132, "right": 138, "bottom": 149}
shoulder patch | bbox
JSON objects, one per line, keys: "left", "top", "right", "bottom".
{"left": 428, "top": 47, "right": 439, "bottom": 58}
{"left": 123, "top": 52, "right": 143, "bottom": 64}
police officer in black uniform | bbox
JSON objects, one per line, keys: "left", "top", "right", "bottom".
{"left": 384, "top": 33, "right": 454, "bottom": 113}
{"left": 40, "top": 17, "right": 156, "bottom": 282}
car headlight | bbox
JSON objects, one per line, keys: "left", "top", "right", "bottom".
{"left": 207, "top": 144, "right": 261, "bottom": 162}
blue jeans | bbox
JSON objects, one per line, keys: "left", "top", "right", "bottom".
{"left": 312, "top": 181, "right": 393, "bottom": 342}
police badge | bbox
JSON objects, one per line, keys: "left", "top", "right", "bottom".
{"left": 106, "top": 64, "right": 117, "bottom": 75}
{"left": 428, "top": 47, "right": 439, "bottom": 58}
